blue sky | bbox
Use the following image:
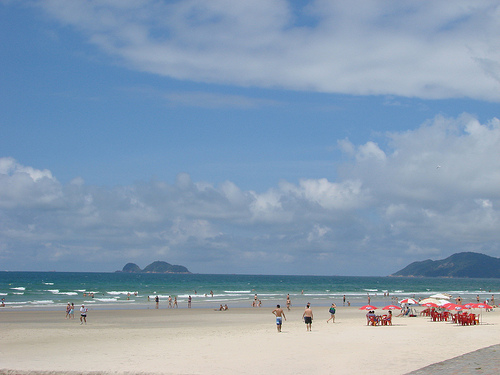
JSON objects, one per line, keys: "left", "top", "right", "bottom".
{"left": 1, "top": 0, "right": 500, "bottom": 275}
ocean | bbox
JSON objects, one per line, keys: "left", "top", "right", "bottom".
{"left": 1, "top": 271, "right": 499, "bottom": 311}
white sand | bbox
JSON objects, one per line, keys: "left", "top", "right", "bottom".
{"left": 1, "top": 306, "right": 498, "bottom": 375}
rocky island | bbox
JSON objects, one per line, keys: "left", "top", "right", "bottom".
{"left": 120, "top": 261, "right": 191, "bottom": 274}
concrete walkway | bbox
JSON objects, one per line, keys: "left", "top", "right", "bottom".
{"left": 406, "top": 344, "right": 500, "bottom": 375}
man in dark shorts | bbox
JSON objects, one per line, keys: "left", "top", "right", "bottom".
{"left": 302, "top": 303, "right": 313, "bottom": 331}
{"left": 80, "top": 304, "right": 88, "bottom": 325}
{"left": 272, "top": 304, "right": 287, "bottom": 332}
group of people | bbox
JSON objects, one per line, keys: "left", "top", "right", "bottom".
{"left": 65, "top": 302, "right": 75, "bottom": 319}
{"left": 271, "top": 302, "right": 337, "bottom": 332}
{"left": 366, "top": 310, "right": 392, "bottom": 325}
{"left": 252, "top": 293, "right": 262, "bottom": 307}
{"left": 64, "top": 302, "right": 88, "bottom": 325}
{"left": 152, "top": 295, "right": 187, "bottom": 308}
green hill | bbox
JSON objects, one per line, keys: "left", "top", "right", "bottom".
{"left": 120, "top": 261, "right": 190, "bottom": 274}
{"left": 142, "top": 261, "right": 190, "bottom": 273}
{"left": 391, "top": 252, "right": 500, "bottom": 278}
{"left": 122, "top": 263, "right": 142, "bottom": 273}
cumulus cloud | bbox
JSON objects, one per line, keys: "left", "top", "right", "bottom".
{"left": 1, "top": 114, "right": 500, "bottom": 274}
{"left": 35, "top": 0, "right": 500, "bottom": 101}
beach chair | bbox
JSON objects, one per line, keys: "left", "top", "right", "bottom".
{"left": 431, "top": 311, "right": 439, "bottom": 322}
{"left": 460, "top": 313, "right": 471, "bottom": 326}
{"left": 382, "top": 314, "right": 392, "bottom": 326}
{"left": 368, "top": 316, "right": 378, "bottom": 326}
{"left": 466, "top": 313, "right": 473, "bottom": 325}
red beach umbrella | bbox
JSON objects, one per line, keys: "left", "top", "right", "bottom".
{"left": 445, "top": 303, "right": 467, "bottom": 311}
{"left": 421, "top": 302, "right": 438, "bottom": 307}
{"left": 359, "top": 305, "right": 378, "bottom": 310}
{"left": 463, "top": 303, "right": 476, "bottom": 309}
{"left": 473, "top": 303, "right": 493, "bottom": 309}
{"left": 382, "top": 305, "right": 401, "bottom": 310}
{"left": 470, "top": 303, "right": 492, "bottom": 325}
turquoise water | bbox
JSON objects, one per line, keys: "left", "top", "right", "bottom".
{"left": 1, "top": 272, "right": 499, "bottom": 311}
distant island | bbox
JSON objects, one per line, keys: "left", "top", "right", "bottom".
{"left": 118, "top": 261, "right": 191, "bottom": 274}
{"left": 391, "top": 252, "right": 500, "bottom": 278}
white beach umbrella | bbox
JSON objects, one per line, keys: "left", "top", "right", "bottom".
{"left": 400, "top": 298, "right": 418, "bottom": 305}
{"left": 419, "top": 298, "right": 441, "bottom": 305}
{"left": 421, "top": 298, "right": 450, "bottom": 306}
{"left": 430, "top": 293, "right": 451, "bottom": 300}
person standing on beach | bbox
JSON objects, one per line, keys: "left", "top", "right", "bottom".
{"left": 303, "top": 303, "right": 313, "bottom": 331}
{"left": 188, "top": 295, "right": 192, "bottom": 308}
{"left": 343, "top": 295, "right": 346, "bottom": 306}
{"left": 70, "top": 303, "right": 75, "bottom": 319}
{"left": 80, "top": 304, "right": 88, "bottom": 325}
{"left": 286, "top": 294, "right": 291, "bottom": 311}
{"left": 272, "top": 304, "right": 286, "bottom": 332}
{"left": 155, "top": 295, "right": 159, "bottom": 309}
{"left": 326, "top": 303, "right": 336, "bottom": 323}
{"left": 65, "top": 303, "right": 71, "bottom": 319}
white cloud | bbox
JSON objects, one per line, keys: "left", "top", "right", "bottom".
{"left": 36, "top": 0, "right": 500, "bottom": 101}
{"left": 307, "top": 224, "right": 331, "bottom": 242}
{"left": 1, "top": 114, "right": 500, "bottom": 274}
{"left": 280, "top": 178, "right": 370, "bottom": 210}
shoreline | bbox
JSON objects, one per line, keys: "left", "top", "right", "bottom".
{"left": 1, "top": 306, "right": 499, "bottom": 374}
{"left": 3, "top": 272, "right": 499, "bottom": 312}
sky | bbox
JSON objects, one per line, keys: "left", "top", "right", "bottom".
{"left": 1, "top": 0, "right": 500, "bottom": 276}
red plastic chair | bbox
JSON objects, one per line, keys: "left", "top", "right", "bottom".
{"left": 383, "top": 315, "right": 392, "bottom": 326}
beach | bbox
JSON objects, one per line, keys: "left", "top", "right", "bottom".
{"left": 1, "top": 305, "right": 498, "bottom": 375}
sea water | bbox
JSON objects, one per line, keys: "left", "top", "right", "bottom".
{"left": 1, "top": 271, "right": 499, "bottom": 311}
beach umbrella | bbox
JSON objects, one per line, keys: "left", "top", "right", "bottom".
{"left": 382, "top": 305, "right": 401, "bottom": 310}
{"left": 430, "top": 293, "right": 451, "bottom": 299}
{"left": 400, "top": 298, "right": 418, "bottom": 305}
{"left": 444, "top": 303, "right": 467, "bottom": 311}
{"left": 473, "top": 303, "right": 493, "bottom": 309}
{"left": 359, "top": 305, "right": 378, "bottom": 310}
{"left": 419, "top": 298, "right": 443, "bottom": 305}
{"left": 463, "top": 302, "right": 476, "bottom": 309}
{"left": 421, "top": 302, "right": 439, "bottom": 308}
{"left": 470, "top": 303, "right": 492, "bottom": 325}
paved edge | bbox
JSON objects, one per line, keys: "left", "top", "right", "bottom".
{"left": 405, "top": 344, "right": 500, "bottom": 375}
